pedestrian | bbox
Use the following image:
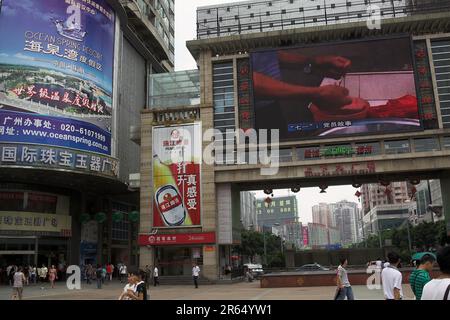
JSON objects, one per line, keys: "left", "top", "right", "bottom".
{"left": 144, "top": 265, "right": 151, "bottom": 289}
{"left": 96, "top": 264, "right": 103, "bottom": 289}
{"left": 119, "top": 263, "right": 127, "bottom": 283}
{"left": 409, "top": 253, "right": 436, "bottom": 300}
{"left": 118, "top": 273, "right": 136, "bottom": 300}
{"left": 422, "top": 246, "right": 450, "bottom": 300}
{"left": 39, "top": 264, "right": 48, "bottom": 283}
{"left": 381, "top": 252, "right": 403, "bottom": 300}
{"left": 12, "top": 267, "right": 26, "bottom": 300}
{"left": 153, "top": 265, "right": 159, "bottom": 286}
{"left": 48, "top": 265, "right": 58, "bottom": 289}
{"left": 8, "top": 265, "right": 16, "bottom": 286}
{"left": 192, "top": 263, "right": 200, "bottom": 289}
{"left": 106, "top": 263, "right": 113, "bottom": 282}
{"left": 29, "top": 265, "right": 36, "bottom": 285}
{"left": 85, "top": 264, "right": 92, "bottom": 284}
{"left": 335, "top": 258, "right": 354, "bottom": 300}
{"left": 101, "top": 265, "right": 107, "bottom": 284}
{"left": 127, "top": 274, "right": 148, "bottom": 300}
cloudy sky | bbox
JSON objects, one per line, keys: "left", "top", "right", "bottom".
{"left": 174, "top": 0, "right": 359, "bottom": 223}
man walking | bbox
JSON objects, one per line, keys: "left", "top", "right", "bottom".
{"left": 409, "top": 253, "right": 436, "bottom": 300}
{"left": 119, "top": 263, "right": 127, "bottom": 283}
{"left": 153, "top": 265, "right": 159, "bottom": 286}
{"left": 335, "top": 258, "right": 354, "bottom": 300}
{"left": 192, "top": 263, "right": 200, "bottom": 289}
{"left": 381, "top": 252, "right": 403, "bottom": 300}
{"left": 422, "top": 246, "right": 450, "bottom": 300}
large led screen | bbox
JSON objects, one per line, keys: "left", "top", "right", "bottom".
{"left": 251, "top": 37, "right": 421, "bottom": 141}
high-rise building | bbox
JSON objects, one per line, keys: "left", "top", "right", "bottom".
{"left": 240, "top": 191, "right": 257, "bottom": 230}
{"left": 360, "top": 182, "right": 411, "bottom": 214}
{"left": 414, "top": 180, "right": 445, "bottom": 224}
{"left": 256, "top": 196, "right": 298, "bottom": 229}
{"left": 312, "top": 203, "right": 335, "bottom": 228}
{"left": 331, "top": 200, "right": 359, "bottom": 245}
{"left": 0, "top": 0, "right": 175, "bottom": 270}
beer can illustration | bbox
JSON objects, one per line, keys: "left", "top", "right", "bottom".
{"left": 155, "top": 185, "right": 187, "bottom": 226}
{"left": 153, "top": 154, "right": 193, "bottom": 226}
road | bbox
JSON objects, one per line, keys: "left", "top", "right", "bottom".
{"left": 0, "top": 280, "right": 416, "bottom": 300}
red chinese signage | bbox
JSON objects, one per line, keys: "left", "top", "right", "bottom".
{"left": 304, "top": 161, "right": 376, "bottom": 177}
{"left": 138, "top": 232, "right": 216, "bottom": 246}
{"left": 302, "top": 226, "right": 309, "bottom": 246}
{"left": 414, "top": 40, "right": 438, "bottom": 129}
{"left": 237, "top": 59, "right": 255, "bottom": 130}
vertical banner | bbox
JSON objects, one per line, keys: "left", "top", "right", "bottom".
{"left": 413, "top": 40, "right": 439, "bottom": 130}
{"left": 302, "top": 226, "right": 309, "bottom": 247}
{"left": 0, "top": 0, "right": 115, "bottom": 155}
{"left": 152, "top": 123, "right": 202, "bottom": 228}
{"left": 237, "top": 59, "right": 255, "bottom": 130}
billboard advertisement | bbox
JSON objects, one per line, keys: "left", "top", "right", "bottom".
{"left": 152, "top": 123, "right": 202, "bottom": 228}
{"left": 0, "top": 0, "right": 115, "bottom": 155}
{"left": 251, "top": 37, "right": 421, "bottom": 141}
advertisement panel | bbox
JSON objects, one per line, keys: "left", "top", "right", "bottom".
{"left": 251, "top": 37, "right": 421, "bottom": 141}
{"left": 0, "top": 0, "right": 115, "bottom": 155}
{"left": 138, "top": 232, "right": 216, "bottom": 246}
{"left": 152, "top": 123, "right": 202, "bottom": 228}
{"left": 0, "top": 211, "right": 72, "bottom": 234}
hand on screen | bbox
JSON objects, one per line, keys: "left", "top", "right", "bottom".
{"left": 311, "top": 85, "right": 352, "bottom": 111}
{"left": 314, "top": 56, "right": 351, "bottom": 80}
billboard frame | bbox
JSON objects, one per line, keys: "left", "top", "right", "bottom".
{"left": 249, "top": 34, "right": 426, "bottom": 143}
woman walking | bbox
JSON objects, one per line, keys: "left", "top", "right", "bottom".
{"left": 48, "top": 265, "right": 58, "bottom": 289}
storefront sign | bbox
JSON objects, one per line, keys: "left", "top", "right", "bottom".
{"left": 138, "top": 232, "right": 216, "bottom": 246}
{"left": 304, "top": 146, "right": 373, "bottom": 159}
{"left": 304, "top": 161, "right": 376, "bottom": 177}
{"left": 0, "top": 143, "right": 119, "bottom": 178}
{"left": 204, "top": 245, "right": 215, "bottom": 252}
{"left": 152, "top": 124, "right": 202, "bottom": 228}
{"left": 0, "top": 211, "right": 72, "bottom": 236}
{"left": 0, "top": 0, "right": 116, "bottom": 155}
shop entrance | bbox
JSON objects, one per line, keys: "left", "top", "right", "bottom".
{"left": 155, "top": 246, "right": 203, "bottom": 276}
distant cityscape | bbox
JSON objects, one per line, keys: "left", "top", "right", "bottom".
{"left": 241, "top": 180, "right": 445, "bottom": 250}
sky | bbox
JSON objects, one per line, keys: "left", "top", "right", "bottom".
{"left": 174, "top": 1, "right": 360, "bottom": 222}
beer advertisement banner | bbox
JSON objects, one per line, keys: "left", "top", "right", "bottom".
{"left": 152, "top": 123, "right": 202, "bottom": 228}
{"left": 0, "top": 0, "right": 115, "bottom": 155}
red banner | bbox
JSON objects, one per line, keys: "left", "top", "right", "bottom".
{"left": 138, "top": 232, "right": 216, "bottom": 246}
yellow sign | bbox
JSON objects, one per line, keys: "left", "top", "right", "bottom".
{"left": 0, "top": 211, "right": 71, "bottom": 233}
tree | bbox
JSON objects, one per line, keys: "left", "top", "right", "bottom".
{"left": 236, "top": 230, "right": 286, "bottom": 267}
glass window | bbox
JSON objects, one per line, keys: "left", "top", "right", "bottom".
{"left": 278, "top": 148, "right": 293, "bottom": 162}
{"left": 0, "top": 191, "right": 24, "bottom": 211}
{"left": 26, "top": 193, "right": 57, "bottom": 213}
{"left": 443, "top": 136, "right": 450, "bottom": 149}
{"left": 385, "top": 140, "right": 410, "bottom": 154}
{"left": 414, "top": 137, "right": 440, "bottom": 152}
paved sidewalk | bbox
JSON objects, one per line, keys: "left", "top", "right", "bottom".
{"left": 0, "top": 280, "right": 416, "bottom": 300}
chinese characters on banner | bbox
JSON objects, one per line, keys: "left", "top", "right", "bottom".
{"left": 152, "top": 124, "right": 202, "bottom": 228}
{"left": 414, "top": 41, "right": 439, "bottom": 129}
{"left": 0, "top": 211, "right": 72, "bottom": 237}
{"left": 304, "top": 162, "right": 376, "bottom": 177}
{"left": 237, "top": 59, "right": 255, "bottom": 130}
{"left": 0, "top": 0, "right": 115, "bottom": 155}
{"left": 0, "top": 144, "right": 119, "bottom": 178}
{"left": 304, "top": 145, "right": 373, "bottom": 159}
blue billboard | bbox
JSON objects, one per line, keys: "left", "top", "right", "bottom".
{"left": 0, "top": 0, "right": 115, "bottom": 155}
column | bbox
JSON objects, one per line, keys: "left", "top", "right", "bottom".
{"left": 439, "top": 174, "right": 450, "bottom": 236}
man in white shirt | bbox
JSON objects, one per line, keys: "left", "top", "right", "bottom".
{"left": 381, "top": 252, "right": 403, "bottom": 300}
{"left": 153, "top": 266, "right": 159, "bottom": 286}
{"left": 119, "top": 264, "right": 127, "bottom": 283}
{"left": 422, "top": 246, "right": 450, "bottom": 300}
{"left": 192, "top": 264, "right": 200, "bottom": 289}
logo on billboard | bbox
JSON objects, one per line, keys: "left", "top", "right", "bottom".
{"left": 53, "top": 5, "right": 86, "bottom": 42}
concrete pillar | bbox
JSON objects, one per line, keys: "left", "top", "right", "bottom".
{"left": 439, "top": 174, "right": 450, "bottom": 236}
{"left": 69, "top": 191, "right": 83, "bottom": 265}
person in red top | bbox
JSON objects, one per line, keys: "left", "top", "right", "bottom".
{"left": 106, "top": 263, "right": 113, "bottom": 282}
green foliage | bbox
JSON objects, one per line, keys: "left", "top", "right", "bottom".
{"left": 236, "top": 230, "right": 286, "bottom": 267}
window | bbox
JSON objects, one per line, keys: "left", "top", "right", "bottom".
{"left": 286, "top": 200, "right": 291, "bottom": 205}
{"left": 355, "top": 142, "right": 381, "bottom": 157}
{"left": 385, "top": 140, "right": 410, "bottom": 154}
{"left": 431, "top": 40, "right": 450, "bottom": 128}
{"left": 279, "top": 148, "right": 293, "bottom": 162}
{"left": 414, "top": 137, "right": 440, "bottom": 152}
{"left": 297, "top": 146, "right": 320, "bottom": 160}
